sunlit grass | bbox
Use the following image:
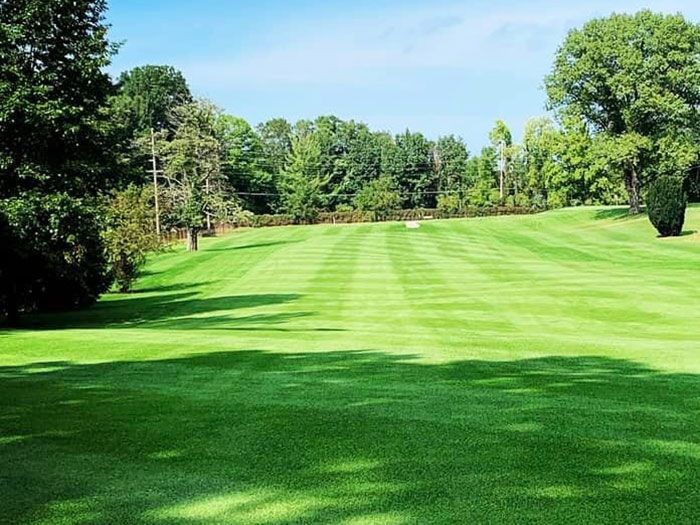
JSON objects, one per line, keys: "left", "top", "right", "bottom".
{"left": 1, "top": 207, "right": 699, "bottom": 523}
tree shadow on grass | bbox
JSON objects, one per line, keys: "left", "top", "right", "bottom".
{"left": 0, "top": 351, "right": 698, "bottom": 524}
{"left": 20, "top": 292, "right": 310, "bottom": 331}
{"left": 205, "top": 240, "right": 301, "bottom": 253}
{"left": 593, "top": 207, "right": 640, "bottom": 220}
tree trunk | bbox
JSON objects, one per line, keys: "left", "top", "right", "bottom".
{"left": 625, "top": 166, "right": 641, "bottom": 215}
{"left": 186, "top": 228, "right": 199, "bottom": 251}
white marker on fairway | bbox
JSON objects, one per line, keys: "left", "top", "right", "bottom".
{"left": 406, "top": 221, "right": 421, "bottom": 229}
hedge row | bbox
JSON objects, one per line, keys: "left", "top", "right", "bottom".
{"left": 161, "top": 206, "right": 541, "bottom": 241}
{"left": 238, "top": 206, "right": 539, "bottom": 228}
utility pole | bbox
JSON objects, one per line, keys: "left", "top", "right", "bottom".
{"left": 499, "top": 140, "right": 506, "bottom": 200}
{"left": 205, "top": 176, "right": 211, "bottom": 232}
{"left": 148, "top": 128, "right": 162, "bottom": 236}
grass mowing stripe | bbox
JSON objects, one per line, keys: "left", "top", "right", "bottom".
{"left": 1, "top": 207, "right": 699, "bottom": 524}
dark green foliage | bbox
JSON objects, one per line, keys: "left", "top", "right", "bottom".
{"left": 0, "top": 0, "right": 118, "bottom": 197}
{"left": 434, "top": 135, "right": 469, "bottom": 194}
{"left": 337, "top": 125, "right": 385, "bottom": 203}
{"left": 0, "top": 194, "right": 110, "bottom": 321}
{"left": 256, "top": 118, "right": 293, "bottom": 177}
{"left": 646, "top": 176, "right": 687, "bottom": 237}
{"left": 218, "top": 115, "right": 275, "bottom": 214}
{"left": 686, "top": 169, "right": 700, "bottom": 202}
{"left": 382, "top": 131, "right": 436, "bottom": 208}
{"left": 115, "top": 65, "right": 192, "bottom": 135}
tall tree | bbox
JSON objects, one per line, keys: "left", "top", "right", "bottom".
{"left": 115, "top": 65, "right": 192, "bottom": 136}
{"left": 218, "top": 115, "right": 275, "bottom": 213}
{"left": 546, "top": 11, "right": 700, "bottom": 213}
{"left": 256, "top": 118, "right": 293, "bottom": 178}
{"left": 0, "top": 0, "right": 118, "bottom": 197}
{"left": 279, "top": 133, "right": 327, "bottom": 223}
{"left": 160, "top": 101, "right": 241, "bottom": 251}
{"left": 434, "top": 135, "right": 469, "bottom": 195}
{"left": 338, "top": 125, "right": 385, "bottom": 201}
{"left": 383, "top": 131, "right": 435, "bottom": 208}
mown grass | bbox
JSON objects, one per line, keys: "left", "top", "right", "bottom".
{"left": 1, "top": 207, "right": 699, "bottom": 524}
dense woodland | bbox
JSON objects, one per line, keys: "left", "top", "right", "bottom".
{"left": 1, "top": 0, "right": 700, "bottom": 321}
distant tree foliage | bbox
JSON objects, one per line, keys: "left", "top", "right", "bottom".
{"left": 383, "top": 131, "right": 436, "bottom": 208}
{"left": 159, "top": 101, "right": 245, "bottom": 251}
{"left": 115, "top": 65, "right": 192, "bottom": 135}
{"left": 353, "top": 176, "right": 402, "bottom": 220}
{"left": 279, "top": 134, "right": 327, "bottom": 223}
{"left": 647, "top": 176, "right": 688, "bottom": 237}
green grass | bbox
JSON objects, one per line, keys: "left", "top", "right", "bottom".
{"left": 1, "top": 206, "right": 699, "bottom": 524}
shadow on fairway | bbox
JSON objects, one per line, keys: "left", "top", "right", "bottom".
{"left": 206, "top": 240, "right": 302, "bottom": 253}
{"left": 20, "top": 291, "right": 308, "bottom": 331}
{"left": 593, "top": 207, "right": 638, "bottom": 220}
{"left": 0, "top": 351, "right": 698, "bottom": 523}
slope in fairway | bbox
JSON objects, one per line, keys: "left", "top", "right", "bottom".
{"left": 1, "top": 207, "right": 699, "bottom": 524}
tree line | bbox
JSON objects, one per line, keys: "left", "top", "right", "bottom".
{"left": 1, "top": 1, "right": 699, "bottom": 323}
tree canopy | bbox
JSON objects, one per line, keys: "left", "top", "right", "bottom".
{"left": 546, "top": 10, "right": 700, "bottom": 213}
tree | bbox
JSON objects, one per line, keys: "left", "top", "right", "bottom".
{"left": 257, "top": 118, "right": 293, "bottom": 177}
{"left": 0, "top": 194, "right": 110, "bottom": 323}
{"left": 338, "top": 125, "right": 385, "bottom": 200}
{"left": 489, "top": 120, "right": 515, "bottom": 201}
{"left": 279, "top": 134, "right": 327, "bottom": 223}
{"left": 383, "top": 131, "right": 435, "bottom": 208}
{"left": 353, "top": 176, "right": 402, "bottom": 220}
{"left": 160, "top": 101, "right": 241, "bottom": 251}
{"left": 434, "top": 135, "right": 469, "bottom": 198}
{"left": 218, "top": 115, "right": 275, "bottom": 213}
{"left": 0, "top": 0, "right": 118, "bottom": 197}
{"left": 115, "top": 65, "right": 192, "bottom": 136}
{"left": 522, "top": 117, "right": 565, "bottom": 204}
{"left": 103, "top": 185, "right": 160, "bottom": 292}
{"left": 465, "top": 147, "right": 499, "bottom": 206}
{"left": 546, "top": 11, "right": 700, "bottom": 213}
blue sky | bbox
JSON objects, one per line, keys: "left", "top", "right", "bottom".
{"left": 107, "top": 0, "right": 700, "bottom": 149}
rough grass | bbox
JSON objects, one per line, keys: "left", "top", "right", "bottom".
{"left": 1, "top": 207, "right": 699, "bottom": 524}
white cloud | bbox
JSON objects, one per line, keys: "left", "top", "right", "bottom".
{"left": 180, "top": 0, "right": 700, "bottom": 90}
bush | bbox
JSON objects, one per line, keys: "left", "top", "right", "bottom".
{"left": 103, "top": 185, "right": 161, "bottom": 293}
{"left": 647, "top": 176, "right": 687, "bottom": 237}
{"left": 353, "top": 177, "right": 402, "bottom": 220}
{"left": 0, "top": 193, "right": 110, "bottom": 321}
{"left": 436, "top": 194, "right": 462, "bottom": 214}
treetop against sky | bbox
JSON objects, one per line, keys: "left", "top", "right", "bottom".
{"left": 107, "top": 0, "right": 700, "bottom": 149}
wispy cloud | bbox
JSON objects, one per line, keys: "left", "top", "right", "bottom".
{"left": 182, "top": 0, "right": 700, "bottom": 90}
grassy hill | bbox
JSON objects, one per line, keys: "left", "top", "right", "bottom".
{"left": 1, "top": 207, "right": 699, "bottom": 523}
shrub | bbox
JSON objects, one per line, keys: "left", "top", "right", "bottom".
{"left": 436, "top": 194, "right": 462, "bottom": 214}
{"left": 353, "top": 177, "right": 402, "bottom": 220}
{"left": 647, "top": 176, "right": 687, "bottom": 237}
{"left": 103, "top": 185, "right": 161, "bottom": 293}
{"left": 0, "top": 193, "right": 110, "bottom": 321}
